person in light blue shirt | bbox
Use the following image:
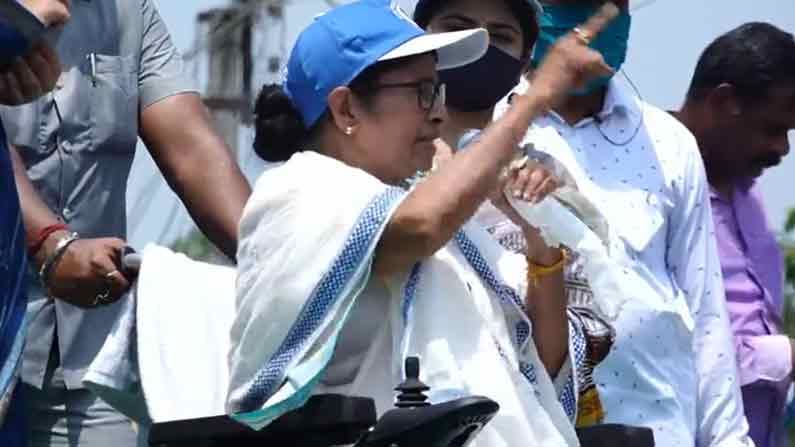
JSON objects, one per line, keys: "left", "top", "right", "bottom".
{"left": 0, "top": 2, "right": 70, "bottom": 445}
{"left": 493, "top": 0, "right": 754, "bottom": 444}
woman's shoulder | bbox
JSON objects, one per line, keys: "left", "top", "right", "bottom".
{"left": 239, "top": 150, "right": 396, "bottom": 245}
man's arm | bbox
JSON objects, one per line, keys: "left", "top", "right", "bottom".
{"left": 9, "top": 145, "right": 130, "bottom": 306}
{"left": 136, "top": 0, "right": 250, "bottom": 261}
{"left": 140, "top": 93, "right": 250, "bottom": 260}
{"left": 9, "top": 144, "right": 62, "bottom": 246}
{"left": 666, "top": 126, "right": 752, "bottom": 446}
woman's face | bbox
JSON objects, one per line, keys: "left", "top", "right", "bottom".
{"left": 426, "top": 0, "right": 525, "bottom": 61}
{"left": 350, "top": 54, "right": 445, "bottom": 184}
{"left": 541, "top": 0, "right": 629, "bottom": 10}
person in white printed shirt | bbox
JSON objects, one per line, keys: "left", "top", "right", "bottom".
{"left": 494, "top": 0, "right": 754, "bottom": 445}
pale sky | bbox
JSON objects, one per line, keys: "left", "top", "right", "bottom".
{"left": 130, "top": 0, "right": 795, "bottom": 247}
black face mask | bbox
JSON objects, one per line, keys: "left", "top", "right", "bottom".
{"left": 439, "top": 45, "right": 524, "bottom": 113}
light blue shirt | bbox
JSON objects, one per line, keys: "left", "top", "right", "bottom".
{"left": 497, "top": 78, "right": 754, "bottom": 446}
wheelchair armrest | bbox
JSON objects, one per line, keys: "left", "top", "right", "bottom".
{"left": 576, "top": 424, "right": 655, "bottom": 447}
{"left": 149, "top": 394, "right": 377, "bottom": 447}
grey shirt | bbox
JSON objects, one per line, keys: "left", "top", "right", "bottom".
{"left": 0, "top": 0, "right": 197, "bottom": 389}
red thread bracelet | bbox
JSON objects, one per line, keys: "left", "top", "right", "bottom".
{"left": 28, "top": 223, "right": 69, "bottom": 257}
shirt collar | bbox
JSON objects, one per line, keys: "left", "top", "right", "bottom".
{"left": 506, "top": 76, "right": 642, "bottom": 127}
{"left": 599, "top": 79, "right": 640, "bottom": 116}
{"left": 598, "top": 78, "right": 641, "bottom": 121}
{"left": 535, "top": 78, "right": 643, "bottom": 129}
{"left": 709, "top": 178, "right": 756, "bottom": 202}
{"left": 708, "top": 185, "right": 724, "bottom": 202}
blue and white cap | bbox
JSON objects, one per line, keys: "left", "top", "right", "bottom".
{"left": 284, "top": 0, "right": 488, "bottom": 128}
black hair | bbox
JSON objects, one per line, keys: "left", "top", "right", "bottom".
{"left": 252, "top": 58, "right": 408, "bottom": 162}
{"left": 413, "top": 0, "right": 539, "bottom": 59}
{"left": 252, "top": 85, "right": 307, "bottom": 162}
{"left": 687, "top": 22, "right": 795, "bottom": 103}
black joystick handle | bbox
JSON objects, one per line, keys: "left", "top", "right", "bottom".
{"left": 394, "top": 357, "right": 430, "bottom": 408}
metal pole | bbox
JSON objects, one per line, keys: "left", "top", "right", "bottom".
{"left": 199, "top": 0, "right": 257, "bottom": 155}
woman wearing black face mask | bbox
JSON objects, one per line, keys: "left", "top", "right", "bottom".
{"left": 414, "top": 0, "right": 538, "bottom": 149}
{"left": 414, "top": 0, "right": 616, "bottom": 430}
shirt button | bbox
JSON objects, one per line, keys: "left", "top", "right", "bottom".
{"left": 62, "top": 208, "right": 74, "bottom": 221}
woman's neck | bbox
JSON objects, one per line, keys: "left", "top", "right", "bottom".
{"left": 441, "top": 107, "right": 494, "bottom": 149}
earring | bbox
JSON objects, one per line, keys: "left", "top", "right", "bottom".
{"left": 345, "top": 126, "right": 354, "bottom": 135}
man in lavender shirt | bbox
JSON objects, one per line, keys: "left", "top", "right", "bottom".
{"left": 677, "top": 23, "right": 795, "bottom": 447}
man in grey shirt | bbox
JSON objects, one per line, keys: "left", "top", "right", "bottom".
{"left": 0, "top": 0, "right": 251, "bottom": 445}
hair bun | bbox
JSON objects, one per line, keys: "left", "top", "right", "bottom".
{"left": 252, "top": 84, "right": 307, "bottom": 162}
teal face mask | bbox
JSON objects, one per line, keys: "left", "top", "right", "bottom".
{"left": 531, "top": 4, "right": 631, "bottom": 95}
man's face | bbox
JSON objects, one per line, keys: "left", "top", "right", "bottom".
{"left": 715, "top": 85, "right": 795, "bottom": 180}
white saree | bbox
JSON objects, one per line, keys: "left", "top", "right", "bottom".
{"left": 227, "top": 151, "right": 580, "bottom": 447}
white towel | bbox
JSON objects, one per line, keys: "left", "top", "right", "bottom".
{"left": 84, "top": 244, "right": 236, "bottom": 423}
{"left": 82, "top": 286, "right": 147, "bottom": 422}
{"left": 136, "top": 244, "right": 236, "bottom": 422}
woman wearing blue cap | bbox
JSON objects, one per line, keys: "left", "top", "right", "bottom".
{"left": 413, "top": 0, "right": 616, "bottom": 428}
{"left": 227, "top": 0, "right": 617, "bottom": 445}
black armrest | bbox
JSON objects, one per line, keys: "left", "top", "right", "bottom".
{"left": 576, "top": 424, "right": 655, "bottom": 447}
{"left": 148, "top": 394, "right": 377, "bottom": 447}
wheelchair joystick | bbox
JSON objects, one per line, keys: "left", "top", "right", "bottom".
{"left": 356, "top": 357, "right": 499, "bottom": 447}
{"left": 394, "top": 356, "right": 430, "bottom": 408}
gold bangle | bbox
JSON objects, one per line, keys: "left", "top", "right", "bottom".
{"left": 526, "top": 249, "right": 568, "bottom": 288}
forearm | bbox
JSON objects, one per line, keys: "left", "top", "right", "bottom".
{"left": 9, "top": 144, "right": 79, "bottom": 269}
{"left": 10, "top": 145, "right": 61, "bottom": 233}
{"left": 154, "top": 143, "right": 249, "bottom": 260}
{"left": 655, "top": 131, "right": 747, "bottom": 443}
{"left": 141, "top": 94, "right": 251, "bottom": 261}
{"left": 694, "top": 309, "right": 751, "bottom": 445}
{"left": 689, "top": 239, "right": 751, "bottom": 443}
{"left": 375, "top": 93, "right": 551, "bottom": 274}
{"left": 525, "top": 262, "right": 568, "bottom": 377}
{"left": 374, "top": 2, "right": 619, "bottom": 275}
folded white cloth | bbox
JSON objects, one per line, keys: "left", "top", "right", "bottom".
{"left": 82, "top": 285, "right": 146, "bottom": 422}
{"left": 136, "top": 245, "right": 236, "bottom": 422}
{"left": 84, "top": 244, "right": 236, "bottom": 423}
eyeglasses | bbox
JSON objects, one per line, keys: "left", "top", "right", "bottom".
{"left": 368, "top": 80, "right": 446, "bottom": 112}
